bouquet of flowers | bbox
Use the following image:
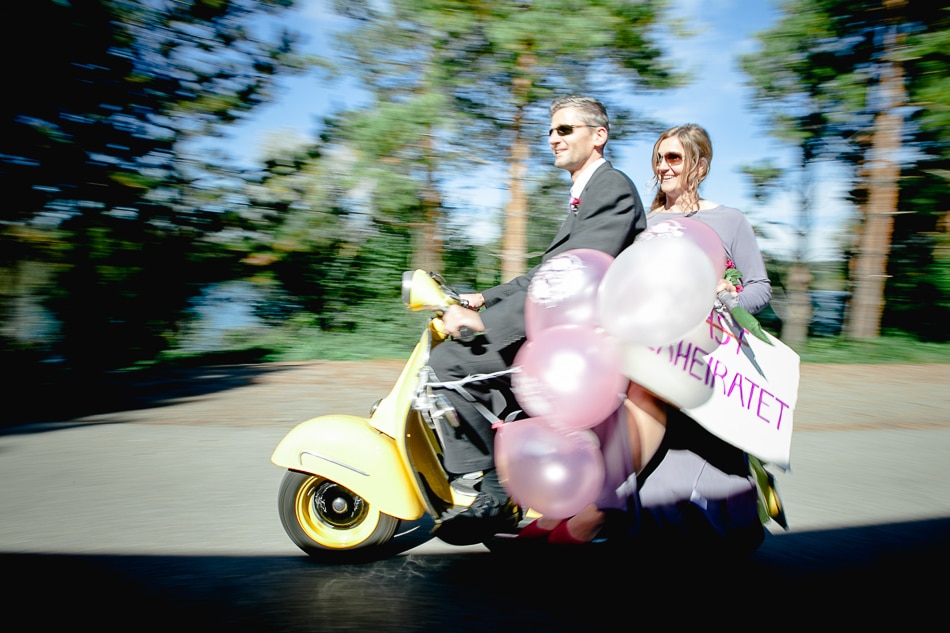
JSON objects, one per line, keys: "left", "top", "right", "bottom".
{"left": 717, "top": 260, "right": 773, "bottom": 345}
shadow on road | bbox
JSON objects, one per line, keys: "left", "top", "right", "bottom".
{"left": 2, "top": 360, "right": 290, "bottom": 428}
{"left": 7, "top": 516, "right": 948, "bottom": 630}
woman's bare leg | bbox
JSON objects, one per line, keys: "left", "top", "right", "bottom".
{"left": 624, "top": 382, "right": 668, "bottom": 474}
{"left": 559, "top": 385, "right": 668, "bottom": 541}
{"left": 561, "top": 504, "right": 606, "bottom": 541}
{"left": 523, "top": 384, "right": 669, "bottom": 542}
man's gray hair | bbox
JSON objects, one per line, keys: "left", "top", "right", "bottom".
{"left": 550, "top": 95, "right": 609, "bottom": 132}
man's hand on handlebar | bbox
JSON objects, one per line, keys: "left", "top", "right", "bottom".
{"left": 442, "top": 304, "right": 485, "bottom": 339}
{"left": 459, "top": 292, "right": 485, "bottom": 310}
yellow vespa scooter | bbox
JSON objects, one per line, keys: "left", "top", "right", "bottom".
{"left": 271, "top": 270, "right": 494, "bottom": 561}
{"left": 271, "top": 270, "right": 788, "bottom": 562}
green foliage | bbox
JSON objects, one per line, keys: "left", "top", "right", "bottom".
{"left": 321, "top": 0, "right": 684, "bottom": 278}
{"left": 740, "top": 162, "right": 784, "bottom": 207}
{"left": 741, "top": 0, "right": 950, "bottom": 341}
{"left": 525, "top": 167, "right": 576, "bottom": 269}
{"left": 255, "top": 310, "right": 425, "bottom": 362}
{"left": 741, "top": 0, "right": 948, "bottom": 165}
{"left": 7, "top": 0, "right": 948, "bottom": 384}
{"left": 807, "top": 260, "right": 849, "bottom": 291}
{"left": 162, "top": 325, "right": 950, "bottom": 365}
{"left": 797, "top": 335, "right": 950, "bottom": 364}
{"left": 1, "top": 0, "right": 305, "bottom": 372}
{"left": 442, "top": 233, "right": 489, "bottom": 292}
{"left": 883, "top": 185, "right": 950, "bottom": 342}
{"left": 235, "top": 0, "right": 688, "bottom": 346}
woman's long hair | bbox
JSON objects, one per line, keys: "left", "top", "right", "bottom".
{"left": 649, "top": 123, "right": 712, "bottom": 213}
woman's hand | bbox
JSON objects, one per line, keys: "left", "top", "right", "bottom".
{"left": 716, "top": 278, "right": 739, "bottom": 300}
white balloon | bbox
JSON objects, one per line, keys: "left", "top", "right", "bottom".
{"left": 637, "top": 217, "right": 727, "bottom": 278}
{"left": 597, "top": 237, "right": 717, "bottom": 347}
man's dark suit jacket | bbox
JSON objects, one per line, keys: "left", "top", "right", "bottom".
{"left": 479, "top": 161, "right": 646, "bottom": 348}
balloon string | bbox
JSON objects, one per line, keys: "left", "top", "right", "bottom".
{"left": 425, "top": 367, "right": 521, "bottom": 390}
{"left": 426, "top": 367, "right": 522, "bottom": 427}
{"left": 687, "top": 462, "right": 709, "bottom": 510}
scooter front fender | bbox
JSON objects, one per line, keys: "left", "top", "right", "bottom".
{"left": 271, "top": 414, "right": 425, "bottom": 521}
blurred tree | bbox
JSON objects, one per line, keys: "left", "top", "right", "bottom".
{"left": 524, "top": 166, "right": 577, "bottom": 270}
{"left": 882, "top": 3, "right": 950, "bottom": 342}
{"left": 741, "top": 162, "right": 785, "bottom": 209}
{"left": 741, "top": 0, "right": 947, "bottom": 341}
{"left": 245, "top": 137, "right": 425, "bottom": 332}
{"left": 245, "top": 122, "right": 491, "bottom": 335}
{"left": 328, "top": 97, "right": 453, "bottom": 275}
{"left": 0, "top": 0, "right": 305, "bottom": 372}
{"left": 736, "top": 161, "right": 804, "bottom": 341}
{"left": 325, "top": 0, "right": 686, "bottom": 281}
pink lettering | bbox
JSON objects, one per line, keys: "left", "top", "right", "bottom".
{"left": 709, "top": 313, "right": 730, "bottom": 347}
{"left": 756, "top": 387, "right": 775, "bottom": 424}
{"left": 727, "top": 372, "right": 763, "bottom": 410}
{"left": 727, "top": 372, "right": 745, "bottom": 403}
{"left": 672, "top": 342, "right": 692, "bottom": 370}
{"left": 707, "top": 311, "right": 752, "bottom": 354}
{"left": 689, "top": 345, "right": 709, "bottom": 381}
{"left": 744, "top": 375, "right": 760, "bottom": 409}
{"left": 773, "top": 397, "right": 791, "bottom": 430}
{"left": 707, "top": 357, "right": 729, "bottom": 390}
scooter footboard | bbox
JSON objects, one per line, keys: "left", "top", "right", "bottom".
{"left": 271, "top": 414, "right": 425, "bottom": 521}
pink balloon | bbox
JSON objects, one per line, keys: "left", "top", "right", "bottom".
{"left": 597, "top": 237, "right": 718, "bottom": 347}
{"left": 512, "top": 324, "right": 626, "bottom": 432}
{"left": 637, "top": 217, "right": 727, "bottom": 278}
{"left": 495, "top": 419, "right": 605, "bottom": 520}
{"left": 525, "top": 249, "right": 615, "bottom": 338}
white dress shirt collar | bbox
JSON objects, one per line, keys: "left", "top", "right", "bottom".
{"left": 570, "top": 157, "right": 606, "bottom": 200}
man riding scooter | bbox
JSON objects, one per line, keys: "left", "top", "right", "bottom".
{"left": 428, "top": 94, "right": 646, "bottom": 546}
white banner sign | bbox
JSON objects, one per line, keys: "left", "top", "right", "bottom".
{"left": 622, "top": 309, "right": 799, "bottom": 469}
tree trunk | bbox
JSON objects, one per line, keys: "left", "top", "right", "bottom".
{"left": 782, "top": 264, "right": 813, "bottom": 348}
{"left": 413, "top": 131, "right": 444, "bottom": 274}
{"left": 501, "top": 121, "right": 529, "bottom": 282}
{"left": 500, "top": 65, "right": 533, "bottom": 282}
{"left": 848, "top": 20, "right": 904, "bottom": 339}
{"left": 781, "top": 148, "right": 813, "bottom": 348}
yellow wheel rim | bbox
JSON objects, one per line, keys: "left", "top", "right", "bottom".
{"left": 294, "top": 475, "right": 383, "bottom": 549}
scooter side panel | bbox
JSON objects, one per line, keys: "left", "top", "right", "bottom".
{"left": 271, "top": 414, "right": 425, "bottom": 521}
{"left": 403, "top": 411, "right": 455, "bottom": 515}
{"left": 367, "top": 329, "right": 430, "bottom": 438}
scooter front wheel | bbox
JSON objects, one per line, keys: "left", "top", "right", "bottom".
{"left": 278, "top": 470, "right": 399, "bottom": 561}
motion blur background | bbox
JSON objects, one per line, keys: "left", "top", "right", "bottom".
{"left": 2, "top": 0, "right": 947, "bottom": 422}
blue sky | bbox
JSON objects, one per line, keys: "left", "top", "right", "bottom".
{"left": 213, "top": 0, "right": 849, "bottom": 262}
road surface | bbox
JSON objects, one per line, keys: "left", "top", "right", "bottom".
{"left": 2, "top": 361, "right": 948, "bottom": 630}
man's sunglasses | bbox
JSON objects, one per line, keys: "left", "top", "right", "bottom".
{"left": 656, "top": 152, "right": 683, "bottom": 167}
{"left": 548, "top": 124, "right": 591, "bottom": 138}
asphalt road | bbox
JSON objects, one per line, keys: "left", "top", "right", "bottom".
{"left": 2, "top": 362, "right": 949, "bottom": 630}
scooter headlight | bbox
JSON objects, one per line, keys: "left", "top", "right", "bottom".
{"left": 403, "top": 270, "right": 451, "bottom": 312}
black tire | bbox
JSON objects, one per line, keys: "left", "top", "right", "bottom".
{"left": 277, "top": 470, "right": 399, "bottom": 561}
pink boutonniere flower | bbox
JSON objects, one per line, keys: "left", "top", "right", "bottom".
{"left": 569, "top": 197, "right": 581, "bottom": 214}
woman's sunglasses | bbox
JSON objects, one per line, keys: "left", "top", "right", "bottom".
{"left": 656, "top": 152, "right": 683, "bottom": 167}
